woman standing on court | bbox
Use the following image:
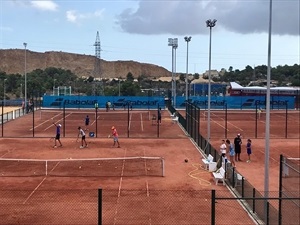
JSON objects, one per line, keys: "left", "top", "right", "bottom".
{"left": 226, "top": 139, "right": 236, "bottom": 167}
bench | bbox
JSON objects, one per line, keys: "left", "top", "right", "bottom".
{"left": 202, "top": 154, "right": 215, "bottom": 171}
{"left": 172, "top": 116, "right": 179, "bottom": 124}
{"left": 235, "top": 173, "right": 243, "bottom": 187}
{"left": 170, "top": 112, "right": 177, "bottom": 119}
{"left": 212, "top": 167, "right": 226, "bottom": 186}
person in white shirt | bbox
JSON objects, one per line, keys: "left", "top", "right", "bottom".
{"left": 220, "top": 139, "right": 227, "bottom": 157}
{"left": 77, "top": 126, "right": 88, "bottom": 148}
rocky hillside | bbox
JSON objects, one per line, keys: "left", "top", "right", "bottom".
{"left": 0, "top": 49, "right": 171, "bottom": 79}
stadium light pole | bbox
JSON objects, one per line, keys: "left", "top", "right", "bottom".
{"left": 23, "top": 42, "right": 27, "bottom": 113}
{"left": 264, "top": 0, "right": 273, "bottom": 220}
{"left": 168, "top": 38, "right": 178, "bottom": 107}
{"left": 184, "top": 36, "right": 192, "bottom": 100}
{"left": 206, "top": 19, "right": 217, "bottom": 146}
{"left": 174, "top": 41, "right": 178, "bottom": 107}
{"left": 3, "top": 79, "right": 7, "bottom": 106}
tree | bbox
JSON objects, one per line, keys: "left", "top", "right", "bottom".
{"left": 126, "top": 72, "right": 134, "bottom": 82}
{"left": 120, "top": 81, "right": 141, "bottom": 96}
{"left": 291, "top": 74, "right": 300, "bottom": 86}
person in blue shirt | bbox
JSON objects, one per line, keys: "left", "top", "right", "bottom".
{"left": 53, "top": 122, "right": 62, "bottom": 148}
{"left": 85, "top": 115, "right": 90, "bottom": 130}
{"left": 226, "top": 139, "right": 235, "bottom": 167}
{"left": 246, "top": 139, "right": 252, "bottom": 163}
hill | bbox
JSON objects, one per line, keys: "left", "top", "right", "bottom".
{"left": 0, "top": 49, "right": 171, "bottom": 79}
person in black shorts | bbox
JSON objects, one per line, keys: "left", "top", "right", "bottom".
{"left": 85, "top": 115, "right": 90, "bottom": 130}
{"left": 53, "top": 122, "right": 62, "bottom": 148}
{"left": 77, "top": 126, "right": 88, "bottom": 148}
{"left": 234, "top": 134, "right": 242, "bottom": 161}
{"left": 157, "top": 107, "right": 162, "bottom": 123}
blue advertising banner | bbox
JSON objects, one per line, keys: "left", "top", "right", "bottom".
{"left": 175, "top": 96, "right": 295, "bottom": 109}
{"left": 43, "top": 95, "right": 294, "bottom": 110}
{"left": 42, "top": 95, "right": 165, "bottom": 109}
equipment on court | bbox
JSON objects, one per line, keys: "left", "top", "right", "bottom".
{"left": 0, "top": 157, "right": 165, "bottom": 177}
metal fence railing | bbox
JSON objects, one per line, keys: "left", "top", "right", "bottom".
{"left": 173, "top": 101, "right": 300, "bottom": 225}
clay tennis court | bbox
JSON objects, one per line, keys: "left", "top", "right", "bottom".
{"left": 0, "top": 108, "right": 299, "bottom": 224}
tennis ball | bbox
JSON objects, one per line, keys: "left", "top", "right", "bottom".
{"left": 184, "top": 159, "right": 188, "bottom": 163}
{"left": 79, "top": 166, "right": 81, "bottom": 169}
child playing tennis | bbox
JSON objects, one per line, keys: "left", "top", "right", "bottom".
{"left": 77, "top": 126, "right": 88, "bottom": 149}
{"left": 246, "top": 139, "right": 252, "bottom": 163}
{"left": 53, "top": 122, "right": 62, "bottom": 148}
{"left": 110, "top": 126, "right": 120, "bottom": 148}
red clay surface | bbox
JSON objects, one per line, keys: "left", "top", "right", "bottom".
{"left": 0, "top": 137, "right": 256, "bottom": 225}
{"left": 1, "top": 109, "right": 186, "bottom": 138}
{"left": 0, "top": 108, "right": 299, "bottom": 224}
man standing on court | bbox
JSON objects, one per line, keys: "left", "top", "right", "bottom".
{"left": 111, "top": 126, "right": 120, "bottom": 148}
{"left": 53, "top": 122, "right": 62, "bottom": 148}
{"left": 77, "top": 126, "right": 88, "bottom": 149}
{"left": 85, "top": 115, "right": 90, "bottom": 130}
{"left": 234, "top": 134, "right": 242, "bottom": 161}
{"left": 157, "top": 107, "right": 162, "bottom": 124}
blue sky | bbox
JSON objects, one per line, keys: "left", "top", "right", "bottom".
{"left": 0, "top": 0, "right": 299, "bottom": 74}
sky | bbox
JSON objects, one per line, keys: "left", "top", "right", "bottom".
{"left": 0, "top": 0, "right": 299, "bottom": 74}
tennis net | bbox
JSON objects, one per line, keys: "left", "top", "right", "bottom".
{"left": 201, "top": 110, "right": 300, "bottom": 120}
{"left": 0, "top": 157, "right": 165, "bottom": 177}
{"left": 39, "top": 109, "right": 151, "bottom": 121}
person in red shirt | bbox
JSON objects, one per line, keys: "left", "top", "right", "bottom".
{"left": 111, "top": 126, "right": 120, "bottom": 148}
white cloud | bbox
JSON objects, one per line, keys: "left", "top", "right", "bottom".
{"left": 116, "top": 0, "right": 300, "bottom": 36}
{"left": 30, "top": 1, "right": 58, "bottom": 11}
{"left": 66, "top": 10, "right": 77, "bottom": 23}
{"left": 66, "top": 9, "right": 104, "bottom": 24}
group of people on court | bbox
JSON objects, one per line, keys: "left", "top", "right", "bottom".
{"left": 52, "top": 114, "right": 120, "bottom": 149}
{"left": 219, "top": 134, "right": 252, "bottom": 167}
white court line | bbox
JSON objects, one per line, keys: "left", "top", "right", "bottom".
{"left": 211, "top": 113, "right": 243, "bottom": 132}
{"left": 140, "top": 113, "right": 144, "bottom": 131}
{"left": 211, "top": 119, "right": 229, "bottom": 131}
{"left": 128, "top": 113, "right": 132, "bottom": 131}
{"left": 113, "top": 148, "right": 127, "bottom": 225}
{"left": 29, "top": 113, "right": 63, "bottom": 131}
{"left": 258, "top": 149, "right": 277, "bottom": 162}
{"left": 143, "top": 147, "right": 151, "bottom": 225}
{"left": 43, "top": 113, "right": 73, "bottom": 131}
{"left": 23, "top": 161, "right": 60, "bottom": 204}
{"left": 0, "top": 148, "right": 15, "bottom": 157}
{"left": 23, "top": 177, "right": 47, "bottom": 204}
{"left": 226, "top": 121, "right": 244, "bottom": 131}
{"left": 202, "top": 113, "right": 244, "bottom": 131}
